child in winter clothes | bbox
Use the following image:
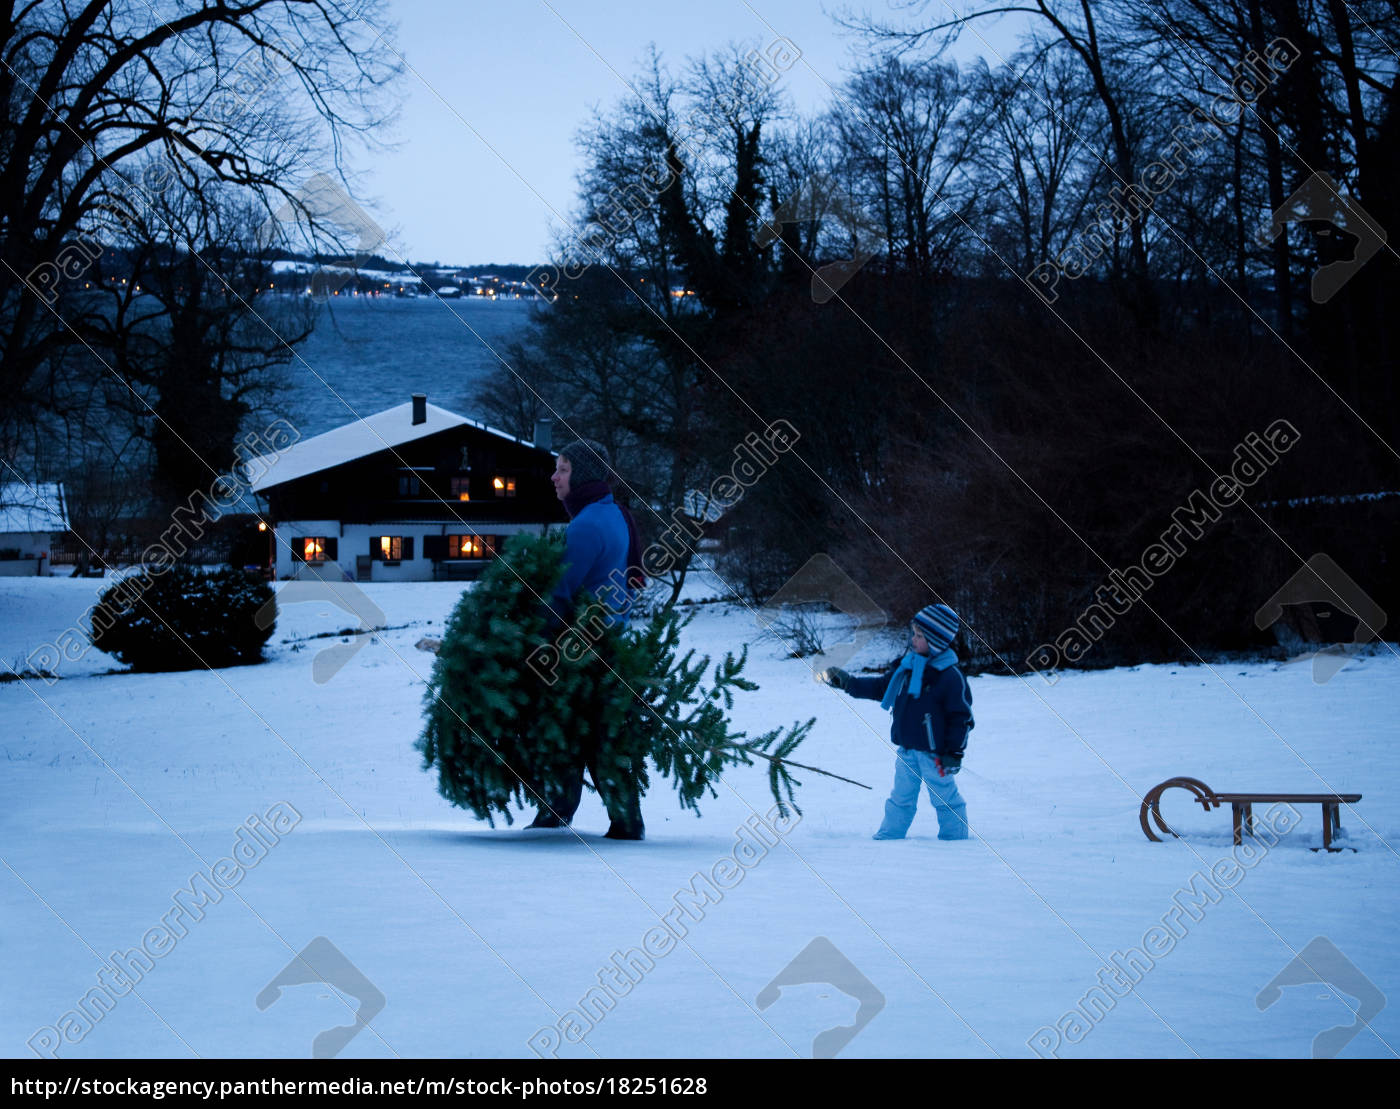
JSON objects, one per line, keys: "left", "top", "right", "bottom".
{"left": 820, "top": 603, "right": 973, "bottom": 841}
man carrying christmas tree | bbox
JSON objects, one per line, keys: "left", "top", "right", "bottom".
{"left": 528, "top": 438, "right": 648, "bottom": 839}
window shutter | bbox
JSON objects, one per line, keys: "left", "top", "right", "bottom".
{"left": 325, "top": 537, "right": 338, "bottom": 560}
{"left": 370, "top": 536, "right": 379, "bottom": 559}
{"left": 423, "top": 535, "right": 447, "bottom": 560}
{"left": 402, "top": 536, "right": 414, "bottom": 560}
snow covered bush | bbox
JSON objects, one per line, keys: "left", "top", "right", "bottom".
{"left": 90, "top": 565, "right": 275, "bottom": 672}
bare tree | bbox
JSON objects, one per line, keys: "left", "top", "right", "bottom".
{"left": 77, "top": 170, "right": 315, "bottom": 512}
{"left": 831, "top": 56, "right": 979, "bottom": 278}
{"left": 962, "top": 50, "right": 1108, "bottom": 275}
{"left": 842, "top": 1, "right": 1163, "bottom": 317}
{"left": 0, "top": 0, "right": 400, "bottom": 460}
{"left": 489, "top": 42, "right": 800, "bottom": 606}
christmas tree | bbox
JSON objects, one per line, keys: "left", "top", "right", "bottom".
{"left": 417, "top": 533, "right": 817, "bottom": 827}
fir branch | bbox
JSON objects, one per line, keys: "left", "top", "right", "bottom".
{"left": 703, "top": 732, "right": 872, "bottom": 790}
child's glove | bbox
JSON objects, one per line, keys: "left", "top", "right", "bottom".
{"left": 817, "top": 667, "right": 851, "bottom": 689}
{"left": 935, "top": 754, "right": 962, "bottom": 777}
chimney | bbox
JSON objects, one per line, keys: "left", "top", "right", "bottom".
{"left": 533, "top": 416, "right": 553, "bottom": 451}
{"left": 411, "top": 393, "right": 427, "bottom": 425}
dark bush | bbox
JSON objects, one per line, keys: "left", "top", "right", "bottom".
{"left": 91, "top": 565, "right": 275, "bottom": 672}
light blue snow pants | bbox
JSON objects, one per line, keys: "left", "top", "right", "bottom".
{"left": 875, "top": 747, "right": 968, "bottom": 840}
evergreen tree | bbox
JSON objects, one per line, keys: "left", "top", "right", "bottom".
{"left": 417, "top": 533, "right": 815, "bottom": 827}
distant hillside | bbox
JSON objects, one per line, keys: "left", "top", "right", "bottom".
{"left": 273, "top": 253, "right": 541, "bottom": 281}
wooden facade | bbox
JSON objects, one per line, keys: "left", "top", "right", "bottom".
{"left": 255, "top": 400, "right": 564, "bottom": 582}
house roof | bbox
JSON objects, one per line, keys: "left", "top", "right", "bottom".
{"left": 0, "top": 482, "right": 69, "bottom": 534}
{"left": 248, "top": 400, "right": 543, "bottom": 494}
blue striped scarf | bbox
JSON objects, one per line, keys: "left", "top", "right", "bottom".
{"left": 880, "top": 648, "right": 958, "bottom": 710}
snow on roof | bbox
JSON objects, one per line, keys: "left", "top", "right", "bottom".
{"left": 269, "top": 259, "right": 358, "bottom": 276}
{"left": 0, "top": 482, "right": 69, "bottom": 534}
{"left": 248, "top": 401, "right": 542, "bottom": 493}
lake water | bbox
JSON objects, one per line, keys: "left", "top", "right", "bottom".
{"left": 277, "top": 296, "right": 539, "bottom": 438}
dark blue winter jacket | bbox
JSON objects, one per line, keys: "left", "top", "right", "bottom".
{"left": 846, "top": 662, "right": 973, "bottom": 757}
{"left": 548, "top": 493, "right": 633, "bottom": 629}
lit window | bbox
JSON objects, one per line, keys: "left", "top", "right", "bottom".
{"left": 378, "top": 536, "right": 402, "bottom": 561}
{"left": 446, "top": 535, "right": 498, "bottom": 559}
{"left": 451, "top": 476, "right": 471, "bottom": 502}
{"left": 492, "top": 476, "right": 516, "bottom": 498}
{"left": 294, "top": 537, "right": 336, "bottom": 563}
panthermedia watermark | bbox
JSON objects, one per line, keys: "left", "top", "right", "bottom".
{"left": 20, "top": 155, "right": 187, "bottom": 306}
{"left": 27, "top": 802, "right": 302, "bottom": 1058}
{"left": 756, "top": 936, "right": 886, "bottom": 1057}
{"left": 1027, "top": 801, "right": 1301, "bottom": 1057}
{"left": 525, "top": 419, "right": 800, "bottom": 686}
{"left": 255, "top": 581, "right": 387, "bottom": 685}
{"left": 681, "top": 36, "right": 802, "bottom": 150}
{"left": 1026, "top": 418, "right": 1300, "bottom": 683}
{"left": 527, "top": 804, "right": 800, "bottom": 1057}
{"left": 525, "top": 159, "right": 674, "bottom": 303}
{"left": 1262, "top": 172, "right": 1387, "bottom": 304}
{"left": 756, "top": 553, "right": 886, "bottom": 674}
{"left": 173, "top": 27, "right": 297, "bottom": 162}
{"left": 526, "top": 35, "right": 801, "bottom": 304}
{"left": 1028, "top": 39, "right": 1300, "bottom": 302}
{"left": 1254, "top": 553, "right": 1387, "bottom": 684}
{"left": 756, "top": 173, "right": 887, "bottom": 303}
{"left": 22, "top": 29, "right": 300, "bottom": 308}
{"left": 1256, "top": 935, "right": 1385, "bottom": 1058}
{"left": 256, "top": 936, "right": 386, "bottom": 1059}
{"left": 23, "top": 417, "right": 301, "bottom": 682}
{"left": 258, "top": 174, "right": 387, "bottom": 297}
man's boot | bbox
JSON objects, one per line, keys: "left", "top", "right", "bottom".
{"left": 525, "top": 760, "right": 586, "bottom": 829}
{"left": 604, "top": 819, "right": 645, "bottom": 841}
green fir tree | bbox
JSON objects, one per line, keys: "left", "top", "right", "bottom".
{"left": 417, "top": 533, "right": 816, "bottom": 827}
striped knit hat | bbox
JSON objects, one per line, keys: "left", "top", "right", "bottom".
{"left": 912, "top": 603, "right": 960, "bottom": 650}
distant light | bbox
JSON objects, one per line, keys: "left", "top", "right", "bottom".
{"left": 257, "top": 522, "right": 267, "bottom": 532}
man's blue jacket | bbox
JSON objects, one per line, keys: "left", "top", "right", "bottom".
{"left": 549, "top": 493, "right": 633, "bottom": 628}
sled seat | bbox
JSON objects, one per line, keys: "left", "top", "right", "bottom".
{"left": 1140, "top": 776, "right": 1362, "bottom": 853}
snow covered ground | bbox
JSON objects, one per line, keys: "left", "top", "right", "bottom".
{"left": 2, "top": 573, "right": 1397, "bottom": 1059}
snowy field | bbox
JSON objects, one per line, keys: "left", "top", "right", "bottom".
{"left": 2, "top": 574, "right": 1397, "bottom": 1059}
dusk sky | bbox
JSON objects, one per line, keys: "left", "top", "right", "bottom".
{"left": 349, "top": 1, "right": 1027, "bottom": 266}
